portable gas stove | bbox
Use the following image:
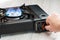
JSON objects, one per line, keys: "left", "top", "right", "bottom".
{"left": 0, "top": 4, "right": 48, "bottom": 36}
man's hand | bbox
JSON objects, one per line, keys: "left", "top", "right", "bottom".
{"left": 45, "top": 13, "right": 60, "bottom": 32}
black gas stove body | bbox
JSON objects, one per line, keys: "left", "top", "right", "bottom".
{"left": 0, "top": 4, "right": 48, "bottom": 35}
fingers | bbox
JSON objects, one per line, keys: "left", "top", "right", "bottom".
{"left": 46, "top": 13, "right": 56, "bottom": 25}
{"left": 45, "top": 25, "right": 50, "bottom": 31}
{"left": 46, "top": 15, "right": 51, "bottom": 25}
{"left": 45, "top": 25, "right": 54, "bottom": 32}
{"left": 45, "top": 13, "right": 60, "bottom": 32}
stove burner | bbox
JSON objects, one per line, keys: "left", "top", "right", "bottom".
{"left": 0, "top": 5, "right": 31, "bottom": 22}
{"left": 5, "top": 8, "right": 22, "bottom": 17}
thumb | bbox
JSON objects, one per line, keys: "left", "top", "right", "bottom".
{"left": 45, "top": 25, "right": 51, "bottom": 30}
